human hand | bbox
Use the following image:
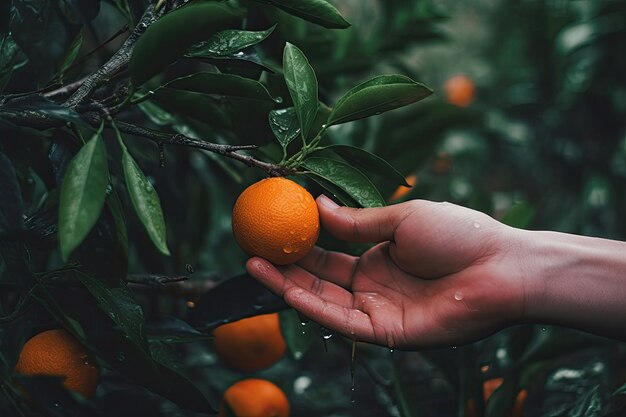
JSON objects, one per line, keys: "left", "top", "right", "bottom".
{"left": 247, "top": 196, "right": 526, "bottom": 349}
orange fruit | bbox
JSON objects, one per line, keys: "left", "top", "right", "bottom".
{"left": 213, "top": 313, "right": 286, "bottom": 372}
{"left": 232, "top": 177, "right": 319, "bottom": 265}
{"left": 388, "top": 174, "right": 418, "bottom": 202}
{"left": 14, "top": 329, "right": 99, "bottom": 398}
{"left": 466, "top": 378, "right": 527, "bottom": 417}
{"left": 444, "top": 74, "right": 476, "bottom": 107}
{"left": 218, "top": 378, "right": 290, "bottom": 417}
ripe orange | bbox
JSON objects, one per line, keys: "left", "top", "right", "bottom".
{"left": 213, "top": 313, "right": 286, "bottom": 372}
{"left": 232, "top": 177, "right": 319, "bottom": 265}
{"left": 218, "top": 378, "right": 290, "bottom": 417}
{"left": 14, "top": 329, "right": 99, "bottom": 398}
{"left": 444, "top": 74, "right": 476, "bottom": 107}
{"left": 388, "top": 174, "right": 418, "bottom": 202}
{"left": 466, "top": 377, "right": 527, "bottom": 417}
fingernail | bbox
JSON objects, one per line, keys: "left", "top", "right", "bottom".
{"left": 318, "top": 195, "right": 339, "bottom": 209}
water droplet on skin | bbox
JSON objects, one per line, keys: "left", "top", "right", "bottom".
{"left": 473, "top": 221, "right": 481, "bottom": 228}
{"left": 454, "top": 291, "right": 464, "bottom": 301}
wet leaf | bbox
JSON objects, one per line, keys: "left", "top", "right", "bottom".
{"left": 302, "top": 157, "right": 385, "bottom": 207}
{"left": 249, "top": 0, "right": 350, "bottom": 29}
{"left": 189, "top": 273, "right": 288, "bottom": 332}
{"left": 283, "top": 43, "right": 318, "bottom": 139}
{"left": 305, "top": 174, "right": 359, "bottom": 207}
{"left": 1, "top": 95, "right": 86, "bottom": 126}
{"left": 117, "top": 133, "right": 170, "bottom": 256}
{"left": 58, "top": 124, "right": 109, "bottom": 261}
{"left": 129, "top": 2, "right": 241, "bottom": 86}
{"left": 77, "top": 273, "right": 149, "bottom": 354}
{"left": 0, "top": 35, "right": 27, "bottom": 92}
{"left": 279, "top": 309, "right": 316, "bottom": 360}
{"left": 568, "top": 385, "right": 601, "bottom": 417}
{"left": 186, "top": 25, "right": 276, "bottom": 57}
{"left": 160, "top": 72, "right": 277, "bottom": 102}
{"left": 327, "top": 75, "right": 433, "bottom": 126}
{"left": 323, "top": 144, "right": 409, "bottom": 187}
{"left": 269, "top": 107, "right": 300, "bottom": 148}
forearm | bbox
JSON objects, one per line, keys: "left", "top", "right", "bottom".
{"left": 517, "top": 229, "right": 626, "bottom": 339}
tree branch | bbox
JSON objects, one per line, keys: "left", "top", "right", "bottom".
{"left": 63, "top": 4, "right": 164, "bottom": 108}
{"left": 112, "top": 120, "right": 295, "bottom": 177}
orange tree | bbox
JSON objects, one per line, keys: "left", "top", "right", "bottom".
{"left": 3, "top": 1, "right": 626, "bottom": 417}
{"left": 0, "top": 0, "right": 442, "bottom": 416}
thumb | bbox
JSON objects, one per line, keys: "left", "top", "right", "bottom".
{"left": 316, "top": 195, "right": 418, "bottom": 243}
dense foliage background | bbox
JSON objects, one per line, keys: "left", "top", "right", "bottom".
{"left": 1, "top": 0, "right": 626, "bottom": 416}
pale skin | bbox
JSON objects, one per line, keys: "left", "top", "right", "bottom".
{"left": 247, "top": 195, "right": 626, "bottom": 349}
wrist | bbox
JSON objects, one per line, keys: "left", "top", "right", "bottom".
{"left": 516, "top": 229, "right": 626, "bottom": 337}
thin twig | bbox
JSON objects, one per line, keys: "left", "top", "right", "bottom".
{"left": 126, "top": 274, "right": 189, "bottom": 286}
{"left": 112, "top": 120, "right": 295, "bottom": 176}
{"left": 64, "top": 4, "right": 164, "bottom": 108}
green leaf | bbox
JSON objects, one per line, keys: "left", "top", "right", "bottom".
{"left": 327, "top": 75, "right": 433, "bottom": 126}
{"left": 58, "top": 124, "right": 109, "bottom": 261}
{"left": 77, "top": 274, "right": 149, "bottom": 354}
{"left": 249, "top": 0, "right": 350, "bottom": 29}
{"left": 137, "top": 100, "right": 177, "bottom": 126}
{"left": 568, "top": 385, "right": 601, "bottom": 417}
{"left": 305, "top": 174, "right": 359, "bottom": 207}
{"left": 116, "top": 132, "right": 170, "bottom": 256}
{"left": 0, "top": 35, "right": 27, "bottom": 92}
{"left": 614, "top": 383, "right": 626, "bottom": 396}
{"left": 323, "top": 144, "right": 409, "bottom": 187}
{"left": 159, "top": 72, "right": 278, "bottom": 102}
{"left": 269, "top": 107, "right": 300, "bottom": 148}
{"left": 190, "top": 274, "right": 288, "bottom": 332}
{"left": 58, "top": 29, "right": 83, "bottom": 78}
{"left": 302, "top": 157, "right": 385, "bottom": 207}
{"left": 129, "top": 2, "right": 241, "bottom": 87}
{"left": 279, "top": 309, "right": 316, "bottom": 360}
{"left": 186, "top": 25, "right": 276, "bottom": 57}
{"left": 153, "top": 88, "right": 231, "bottom": 130}
{"left": 283, "top": 43, "right": 318, "bottom": 139}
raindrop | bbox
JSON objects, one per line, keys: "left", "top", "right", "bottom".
{"left": 454, "top": 291, "right": 464, "bottom": 301}
{"left": 473, "top": 221, "right": 481, "bottom": 229}
{"left": 300, "top": 236, "right": 307, "bottom": 241}
{"left": 389, "top": 348, "right": 394, "bottom": 354}
{"left": 274, "top": 96, "right": 283, "bottom": 103}
{"left": 320, "top": 327, "right": 333, "bottom": 340}
{"left": 321, "top": 124, "right": 327, "bottom": 129}
{"left": 283, "top": 246, "right": 294, "bottom": 254}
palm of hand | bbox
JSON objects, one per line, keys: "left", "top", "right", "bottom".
{"left": 247, "top": 199, "right": 523, "bottom": 349}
